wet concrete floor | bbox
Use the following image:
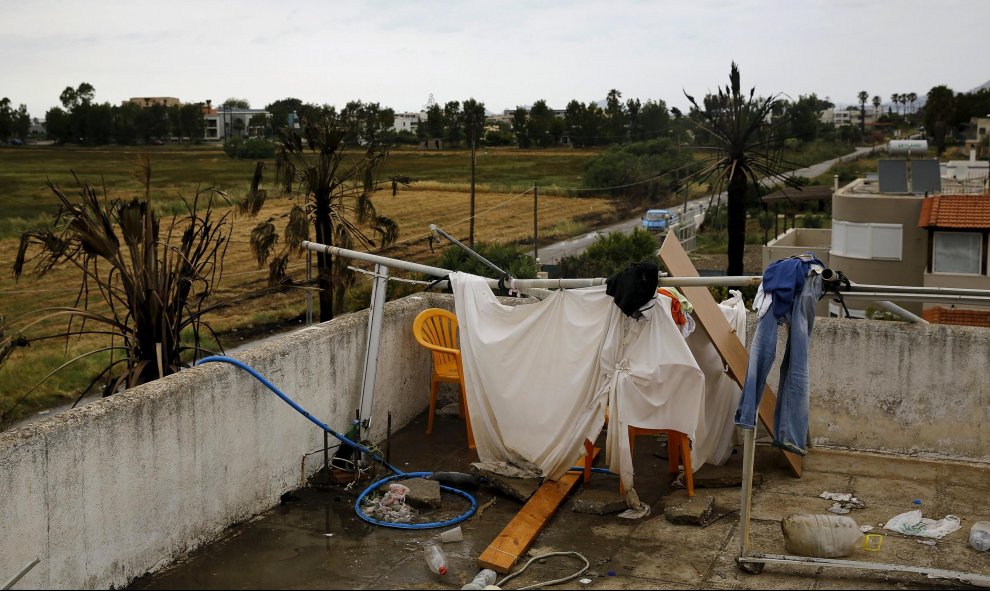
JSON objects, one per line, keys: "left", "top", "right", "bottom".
{"left": 131, "top": 411, "right": 990, "bottom": 590}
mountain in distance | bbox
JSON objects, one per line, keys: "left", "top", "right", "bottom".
{"left": 969, "top": 80, "right": 990, "bottom": 93}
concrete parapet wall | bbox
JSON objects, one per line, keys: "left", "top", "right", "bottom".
{"left": 749, "top": 315, "right": 990, "bottom": 461}
{"left": 0, "top": 293, "right": 451, "bottom": 589}
{"left": 3, "top": 292, "right": 988, "bottom": 588}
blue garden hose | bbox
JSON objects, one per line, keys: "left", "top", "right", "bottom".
{"left": 195, "top": 355, "right": 476, "bottom": 529}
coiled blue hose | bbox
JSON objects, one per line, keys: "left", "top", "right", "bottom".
{"left": 196, "top": 355, "right": 476, "bottom": 529}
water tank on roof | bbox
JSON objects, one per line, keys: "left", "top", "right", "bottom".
{"left": 888, "top": 140, "right": 928, "bottom": 155}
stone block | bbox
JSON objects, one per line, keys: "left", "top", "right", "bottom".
{"left": 572, "top": 489, "right": 628, "bottom": 515}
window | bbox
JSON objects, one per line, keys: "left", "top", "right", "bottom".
{"left": 831, "top": 221, "right": 902, "bottom": 260}
{"left": 933, "top": 232, "right": 982, "bottom": 275}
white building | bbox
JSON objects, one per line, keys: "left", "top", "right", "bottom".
{"left": 391, "top": 112, "right": 425, "bottom": 134}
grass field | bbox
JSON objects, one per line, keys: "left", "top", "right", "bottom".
{"left": 0, "top": 144, "right": 627, "bottom": 423}
{"left": 0, "top": 145, "right": 600, "bottom": 236}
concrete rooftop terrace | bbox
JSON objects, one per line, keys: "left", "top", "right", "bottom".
{"left": 4, "top": 292, "right": 990, "bottom": 589}
{"left": 130, "top": 410, "right": 990, "bottom": 590}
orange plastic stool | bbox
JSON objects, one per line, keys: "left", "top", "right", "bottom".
{"left": 627, "top": 427, "right": 694, "bottom": 497}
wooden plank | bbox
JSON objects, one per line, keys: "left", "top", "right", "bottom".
{"left": 478, "top": 448, "right": 599, "bottom": 573}
{"left": 658, "top": 234, "right": 802, "bottom": 477}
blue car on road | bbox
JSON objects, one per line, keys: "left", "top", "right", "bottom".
{"left": 641, "top": 209, "right": 675, "bottom": 232}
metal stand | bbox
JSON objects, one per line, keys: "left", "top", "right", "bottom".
{"left": 357, "top": 264, "right": 389, "bottom": 440}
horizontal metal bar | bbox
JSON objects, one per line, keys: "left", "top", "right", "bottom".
{"left": 739, "top": 553, "right": 990, "bottom": 586}
{"left": 849, "top": 282, "right": 990, "bottom": 298}
{"left": 843, "top": 292, "right": 990, "bottom": 306}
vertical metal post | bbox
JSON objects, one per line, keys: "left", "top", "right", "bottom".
{"left": 533, "top": 184, "right": 539, "bottom": 260}
{"left": 358, "top": 264, "right": 389, "bottom": 438}
{"left": 305, "top": 250, "right": 313, "bottom": 325}
{"left": 469, "top": 139, "right": 477, "bottom": 248}
{"left": 738, "top": 427, "right": 757, "bottom": 559}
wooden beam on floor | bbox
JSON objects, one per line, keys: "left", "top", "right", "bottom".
{"left": 478, "top": 448, "right": 599, "bottom": 574}
{"left": 658, "top": 234, "right": 802, "bottom": 477}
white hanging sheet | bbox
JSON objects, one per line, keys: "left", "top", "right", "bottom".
{"left": 451, "top": 273, "right": 611, "bottom": 480}
{"left": 450, "top": 273, "right": 705, "bottom": 498}
{"left": 685, "top": 291, "right": 747, "bottom": 467}
{"left": 600, "top": 293, "right": 706, "bottom": 495}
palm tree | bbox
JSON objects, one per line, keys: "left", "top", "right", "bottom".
{"left": 683, "top": 62, "right": 801, "bottom": 276}
{"left": 251, "top": 115, "right": 399, "bottom": 321}
{"left": 907, "top": 92, "right": 918, "bottom": 115}
{"left": 872, "top": 96, "right": 882, "bottom": 125}
{"left": 858, "top": 91, "right": 869, "bottom": 137}
{"left": 890, "top": 93, "right": 900, "bottom": 116}
{"left": 10, "top": 157, "right": 235, "bottom": 405}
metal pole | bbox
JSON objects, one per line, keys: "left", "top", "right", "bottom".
{"left": 534, "top": 184, "right": 539, "bottom": 260}
{"left": 2, "top": 557, "right": 40, "bottom": 590}
{"left": 872, "top": 300, "right": 929, "bottom": 324}
{"left": 430, "top": 224, "right": 508, "bottom": 278}
{"left": 358, "top": 264, "right": 389, "bottom": 437}
{"left": 737, "top": 554, "right": 990, "bottom": 587}
{"left": 737, "top": 427, "right": 757, "bottom": 563}
{"left": 306, "top": 250, "right": 313, "bottom": 325}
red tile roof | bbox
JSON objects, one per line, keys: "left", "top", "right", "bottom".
{"left": 918, "top": 195, "right": 990, "bottom": 229}
{"left": 922, "top": 306, "right": 990, "bottom": 328}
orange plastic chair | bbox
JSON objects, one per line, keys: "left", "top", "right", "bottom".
{"left": 583, "top": 411, "right": 694, "bottom": 497}
{"left": 627, "top": 427, "right": 694, "bottom": 497}
{"left": 412, "top": 308, "right": 475, "bottom": 449}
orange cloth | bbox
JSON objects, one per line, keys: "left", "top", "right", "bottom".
{"left": 658, "top": 288, "right": 687, "bottom": 326}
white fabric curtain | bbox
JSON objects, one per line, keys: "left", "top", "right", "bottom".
{"left": 685, "top": 291, "right": 747, "bottom": 467}
{"left": 450, "top": 272, "right": 706, "bottom": 497}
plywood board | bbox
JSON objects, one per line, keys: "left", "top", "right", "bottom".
{"left": 478, "top": 448, "right": 599, "bottom": 573}
{"left": 658, "top": 234, "right": 802, "bottom": 477}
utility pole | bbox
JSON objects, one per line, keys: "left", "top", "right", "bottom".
{"left": 533, "top": 184, "right": 539, "bottom": 260}
{"left": 469, "top": 137, "right": 476, "bottom": 248}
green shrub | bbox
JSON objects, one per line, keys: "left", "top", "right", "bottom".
{"left": 223, "top": 137, "right": 276, "bottom": 159}
{"left": 558, "top": 228, "right": 658, "bottom": 278}
{"left": 801, "top": 213, "right": 824, "bottom": 228}
{"left": 436, "top": 241, "right": 539, "bottom": 279}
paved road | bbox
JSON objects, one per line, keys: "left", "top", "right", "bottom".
{"left": 537, "top": 146, "right": 876, "bottom": 264}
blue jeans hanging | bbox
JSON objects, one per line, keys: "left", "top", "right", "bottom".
{"left": 734, "top": 272, "right": 822, "bottom": 455}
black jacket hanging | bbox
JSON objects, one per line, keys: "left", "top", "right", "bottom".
{"left": 605, "top": 261, "right": 659, "bottom": 319}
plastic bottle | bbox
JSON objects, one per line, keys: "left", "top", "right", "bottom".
{"left": 970, "top": 521, "right": 990, "bottom": 552}
{"left": 424, "top": 542, "right": 448, "bottom": 575}
{"left": 461, "top": 569, "right": 497, "bottom": 589}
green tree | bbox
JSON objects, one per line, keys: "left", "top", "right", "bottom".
{"left": 527, "top": 100, "right": 558, "bottom": 147}
{"left": 925, "top": 85, "right": 956, "bottom": 156}
{"left": 512, "top": 106, "right": 530, "bottom": 148}
{"left": 683, "top": 62, "right": 800, "bottom": 276}
{"left": 45, "top": 107, "right": 70, "bottom": 143}
{"left": 858, "top": 90, "right": 869, "bottom": 137}
{"left": 443, "top": 101, "right": 463, "bottom": 145}
{"left": 251, "top": 115, "right": 399, "bottom": 320}
{"left": 222, "top": 97, "right": 250, "bottom": 109}
{"left": 423, "top": 103, "right": 444, "bottom": 140}
{"left": 461, "top": 98, "right": 486, "bottom": 147}
{"left": 638, "top": 99, "right": 670, "bottom": 140}
{"left": 605, "top": 89, "right": 627, "bottom": 143}
{"left": 266, "top": 97, "right": 305, "bottom": 131}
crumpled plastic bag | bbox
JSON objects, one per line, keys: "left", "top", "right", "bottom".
{"left": 365, "top": 483, "right": 414, "bottom": 523}
{"left": 883, "top": 510, "right": 961, "bottom": 539}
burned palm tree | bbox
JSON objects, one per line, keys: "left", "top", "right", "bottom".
{"left": 249, "top": 115, "right": 398, "bottom": 321}
{"left": 682, "top": 62, "right": 801, "bottom": 276}
{"left": 10, "top": 157, "right": 233, "bottom": 403}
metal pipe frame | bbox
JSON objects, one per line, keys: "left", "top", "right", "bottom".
{"left": 736, "top": 554, "right": 990, "bottom": 587}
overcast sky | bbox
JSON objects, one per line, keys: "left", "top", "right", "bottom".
{"left": 4, "top": 0, "right": 989, "bottom": 120}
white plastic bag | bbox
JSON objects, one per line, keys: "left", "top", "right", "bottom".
{"left": 883, "top": 510, "right": 961, "bottom": 539}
